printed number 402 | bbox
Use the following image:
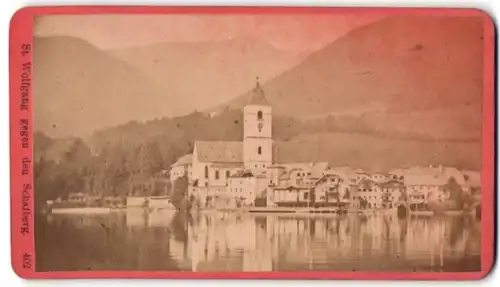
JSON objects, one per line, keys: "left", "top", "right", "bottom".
{"left": 22, "top": 253, "right": 32, "bottom": 269}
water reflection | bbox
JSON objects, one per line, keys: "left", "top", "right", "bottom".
{"left": 36, "top": 211, "right": 481, "bottom": 272}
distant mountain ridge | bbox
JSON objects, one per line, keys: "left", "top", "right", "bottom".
{"left": 107, "top": 37, "right": 310, "bottom": 113}
{"left": 33, "top": 36, "right": 186, "bottom": 138}
{"left": 34, "top": 35, "right": 310, "bottom": 138}
{"left": 223, "top": 15, "right": 483, "bottom": 115}
{"left": 217, "top": 15, "right": 484, "bottom": 140}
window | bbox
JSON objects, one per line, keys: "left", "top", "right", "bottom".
{"left": 226, "top": 170, "right": 230, "bottom": 179}
{"left": 258, "top": 146, "right": 262, "bottom": 155}
{"left": 257, "top": 110, "right": 263, "bottom": 120}
{"left": 215, "top": 170, "right": 219, "bottom": 180}
{"left": 204, "top": 166, "right": 209, "bottom": 179}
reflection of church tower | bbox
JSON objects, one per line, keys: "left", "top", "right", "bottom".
{"left": 243, "top": 77, "right": 273, "bottom": 170}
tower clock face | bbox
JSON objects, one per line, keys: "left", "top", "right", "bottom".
{"left": 257, "top": 122, "right": 263, "bottom": 132}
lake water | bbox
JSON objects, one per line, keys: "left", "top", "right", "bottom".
{"left": 35, "top": 209, "right": 481, "bottom": 272}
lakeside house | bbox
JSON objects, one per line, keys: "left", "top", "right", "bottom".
{"left": 401, "top": 166, "right": 466, "bottom": 211}
{"left": 226, "top": 170, "right": 268, "bottom": 207}
{"left": 170, "top": 154, "right": 193, "bottom": 181}
{"left": 313, "top": 173, "right": 352, "bottom": 207}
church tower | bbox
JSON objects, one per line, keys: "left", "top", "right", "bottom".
{"left": 243, "top": 77, "right": 273, "bottom": 170}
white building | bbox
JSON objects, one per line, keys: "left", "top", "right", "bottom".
{"left": 170, "top": 154, "right": 192, "bottom": 181}
{"left": 266, "top": 163, "right": 329, "bottom": 206}
{"left": 402, "top": 166, "right": 466, "bottom": 208}
{"left": 227, "top": 170, "right": 269, "bottom": 206}
{"left": 313, "top": 173, "right": 351, "bottom": 205}
{"left": 354, "top": 179, "right": 382, "bottom": 209}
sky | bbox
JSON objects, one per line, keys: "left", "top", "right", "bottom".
{"left": 33, "top": 13, "right": 384, "bottom": 53}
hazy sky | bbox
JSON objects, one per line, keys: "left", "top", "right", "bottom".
{"left": 34, "top": 14, "right": 383, "bottom": 52}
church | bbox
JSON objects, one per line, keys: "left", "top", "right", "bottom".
{"left": 170, "top": 78, "right": 274, "bottom": 207}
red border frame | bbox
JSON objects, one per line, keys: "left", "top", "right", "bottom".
{"left": 9, "top": 6, "right": 496, "bottom": 280}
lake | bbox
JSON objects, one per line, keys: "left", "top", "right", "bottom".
{"left": 35, "top": 209, "right": 481, "bottom": 272}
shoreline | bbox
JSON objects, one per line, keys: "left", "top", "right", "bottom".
{"left": 47, "top": 205, "right": 479, "bottom": 217}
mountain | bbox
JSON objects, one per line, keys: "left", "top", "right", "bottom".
{"left": 220, "top": 16, "right": 484, "bottom": 140}
{"left": 33, "top": 36, "right": 187, "bottom": 138}
{"left": 275, "top": 132, "right": 481, "bottom": 172}
{"left": 108, "top": 38, "right": 309, "bottom": 111}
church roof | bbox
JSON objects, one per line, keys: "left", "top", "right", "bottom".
{"left": 194, "top": 141, "right": 243, "bottom": 163}
{"left": 248, "top": 77, "right": 269, "bottom": 105}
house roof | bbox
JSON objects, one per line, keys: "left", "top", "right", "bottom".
{"left": 310, "top": 162, "right": 329, "bottom": 178}
{"left": 272, "top": 184, "right": 312, "bottom": 191}
{"left": 194, "top": 141, "right": 243, "bottom": 163}
{"left": 277, "top": 162, "right": 329, "bottom": 180}
{"left": 325, "top": 167, "right": 359, "bottom": 179}
{"left": 171, "top": 154, "right": 193, "bottom": 167}
{"left": 315, "top": 173, "right": 342, "bottom": 185}
{"left": 358, "top": 178, "right": 376, "bottom": 188}
{"left": 377, "top": 179, "right": 405, "bottom": 189}
{"left": 231, "top": 170, "right": 254, "bottom": 178}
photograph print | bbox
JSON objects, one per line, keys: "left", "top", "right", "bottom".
{"left": 32, "top": 9, "right": 488, "bottom": 274}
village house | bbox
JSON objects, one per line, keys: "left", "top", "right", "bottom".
{"left": 326, "top": 166, "right": 359, "bottom": 185}
{"left": 313, "top": 173, "right": 352, "bottom": 207}
{"left": 354, "top": 171, "right": 371, "bottom": 184}
{"left": 353, "top": 179, "right": 381, "bottom": 209}
{"left": 370, "top": 172, "right": 391, "bottom": 183}
{"left": 268, "top": 184, "right": 313, "bottom": 207}
{"left": 351, "top": 178, "right": 405, "bottom": 210}
{"left": 170, "top": 154, "right": 192, "bottom": 181}
{"left": 266, "top": 163, "right": 328, "bottom": 207}
{"left": 226, "top": 170, "right": 269, "bottom": 207}
{"left": 402, "top": 166, "right": 465, "bottom": 210}
{"left": 388, "top": 169, "right": 406, "bottom": 181}
{"left": 377, "top": 179, "right": 406, "bottom": 208}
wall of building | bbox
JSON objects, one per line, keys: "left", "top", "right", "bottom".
{"left": 243, "top": 105, "right": 272, "bottom": 138}
{"left": 243, "top": 104, "right": 273, "bottom": 169}
{"left": 228, "top": 177, "right": 257, "bottom": 205}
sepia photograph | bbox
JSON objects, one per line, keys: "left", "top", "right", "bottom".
{"left": 32, "top": 11, "right": 484, "bottom": 273}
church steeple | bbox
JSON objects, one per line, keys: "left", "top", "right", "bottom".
{"left": 243, "top": 76, "right": 273, "bottom": 170}
{"left": 248, "top": 76, "right": 268, "bottom": 105}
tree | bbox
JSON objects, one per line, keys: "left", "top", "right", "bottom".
{"left": 444, "top": 177, "right": 472, "bottom": 211}
{"left": 170, "top": 175, "right": 189, "bottom": 211}
{"left": 359, "top": 197, "right": 368, "bottom": 209}
{"left": 343, "top": 188, "right": 351, "bottom": 200}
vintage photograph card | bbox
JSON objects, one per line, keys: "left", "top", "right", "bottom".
{"left": 9, "top": 6, "right": 496, "bottom": 280}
